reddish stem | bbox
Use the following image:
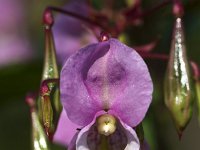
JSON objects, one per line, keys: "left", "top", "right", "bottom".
{"left": 173, "top": 0, "right": 184, "bottom": 17}
{"left": 139, "top": 52, "right": 200, "bottom": 81}
{"left": 47, "top": 6, "right": 108, "bottom": 31}
{"left": 41, "top": 78, "right": 59, "bottom": 86}
{"left": 47, "top": 0, "right": 173, "bottom": 37}
{"left": 133, "top": 39, "right": 159, "bottom": 52}
{"left": 125, "top": 0, "right": 172, "bottom": 21}
{"left": 25, "top": 93, "right": 37, "bottom": 112}
{"left": 139, "top": 52, "right": 168, "bottom": 60}
{"left": 43, "top": 8, "right": 54, "bottom": 26}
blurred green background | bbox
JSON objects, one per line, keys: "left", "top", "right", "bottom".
{"left": 0, "top": 0, "right": 200, "bottom": 149}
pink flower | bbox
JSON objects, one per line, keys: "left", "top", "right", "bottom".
{"left": 57, "top": 38, "right": 153, "bottom": 149}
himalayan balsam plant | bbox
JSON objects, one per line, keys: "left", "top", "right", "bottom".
{"left": 26, "top": 0, "right": 200, "bottom": 150}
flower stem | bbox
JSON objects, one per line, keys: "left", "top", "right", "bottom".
{"left": 47, "top": 6, "right": 108, "bottom": 31}
{"left": 173, "top": 0, "right": 184, "bottom": 17}
{"left": 139, "top": 52, "right": 200, "bottom": 81}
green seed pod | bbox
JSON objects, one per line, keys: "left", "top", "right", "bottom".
{"left": 38, "top": 9, "right": 62, "bottom": 140}
{"left": 164, "top": 17, "right": 194, "bottom": 137}
{"left": 27, "top": 95, "right": 65, "bottom": 150}
{"left": 32, "top": 107, "right": 52, "bottom": 150}
{"left": 26, "top": 95, "right": 51, "bottom": 150}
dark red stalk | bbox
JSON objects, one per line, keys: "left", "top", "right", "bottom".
{"left": 43, "top": 8, "right": 54, "bottom": 27}
{"left": 26, "top": 93, "right": 37, "bottom": 111}
{"left": 124, "top": 0, "right": 172, "bottom": 21}
{"left": 139, "top": 52, "right": 200, "bottom": 81}
{"left": 173, "top": 0, "right": 184, "bottom": 17}
{"left": 46, "top": 0, "right": 174, "bottom": 37}
{"left": 46, "top": 6, "right": 108, "bottom": 31}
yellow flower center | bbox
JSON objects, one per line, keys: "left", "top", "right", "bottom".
{"left": 97, "top": 114, "right": 116, "bottom": 136}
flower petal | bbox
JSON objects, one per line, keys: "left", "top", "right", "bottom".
{"left": 83, "top": 38, "right": 153, "bottom": 126}
{"left": 75, "top": 112, "right": 104, "bottom": 150}
{"left": 61, "top": 38, "right": 153, "bottom": 127}
{"left": 120, "top": 120, "right": 140, "bottom": 150}
{"left": 53, "top": 110, "right": 80, "bottom": 147}
{"left": 75, "top": 114, "right": 140, "bottom": 150}
{"left": 105, "top": 39, "right": 153, "bottom": 127}
{"left": 76, "top": 124, "right": 91, "bottom": 150}
{"left": 68, "top": 132, "right": 79, "bottom": 150}
{"left": 61, "top": 42, "right": 110, "bottom": 126}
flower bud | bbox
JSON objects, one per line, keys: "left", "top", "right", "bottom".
{"left": 37, "top": 11, "right": 62, "bottom": 140}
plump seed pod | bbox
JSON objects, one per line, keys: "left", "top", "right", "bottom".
{"left": 40, "top": 89, "right": 54, "bottom": 140}
{"left": 32, "top": 106, "right": 52, "bottom": 150}
{"left": 27, "top": 95, "right": 65, "bottom": 150}
{"left": 164, "top": 17, "right": 194, "bottom": 137}
{"left": 38, "top": 9, "right": 62, "bottom": 140}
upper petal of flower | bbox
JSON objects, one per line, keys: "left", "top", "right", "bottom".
{"left": 106, "top": 40, "right": 153, "bottom": 127}
{"left": 61, "top": 38, "right": 153, "bottom": 127}
{"left": 61, "top": 42, "right": 110, "bottom": 126}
